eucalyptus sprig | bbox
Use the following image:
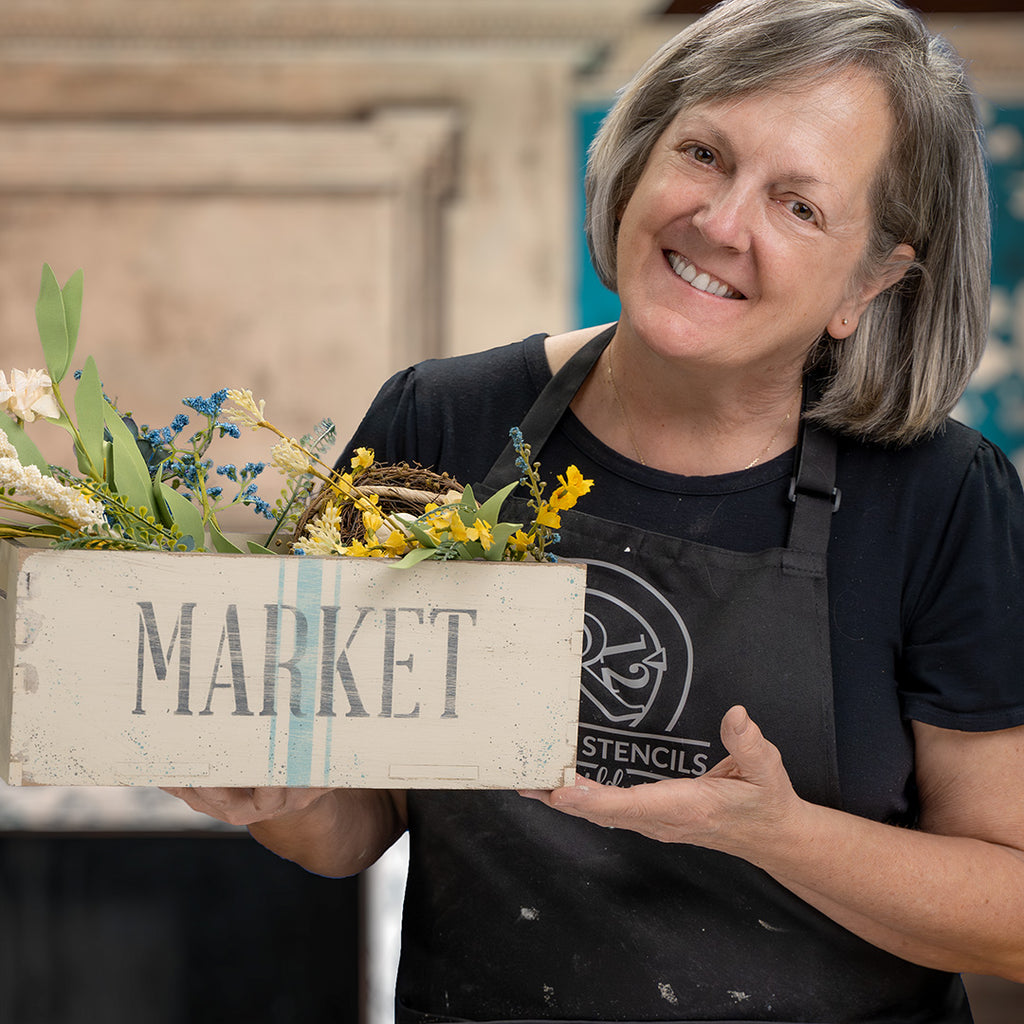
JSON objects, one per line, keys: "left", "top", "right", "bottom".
{"left": 0, "top": 263, "right": 329, "bottom": 554}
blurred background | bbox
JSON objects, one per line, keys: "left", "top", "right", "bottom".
{"left": 1, "top": 1, "right": 1022, "bottom": 1021}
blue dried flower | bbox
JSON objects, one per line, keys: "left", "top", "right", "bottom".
{"left": 183, "top": 390, "right": 228, "bottom": 419}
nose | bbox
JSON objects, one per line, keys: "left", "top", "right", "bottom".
{"left": 691, "top": 182, "right": 756, "bottom": 253}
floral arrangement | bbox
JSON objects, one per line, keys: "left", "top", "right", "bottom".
{"left": 1, "top": 264, "right": 592, "bottom": 565}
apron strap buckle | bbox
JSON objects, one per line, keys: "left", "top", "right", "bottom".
{"left": 788, "top": 476, "right": 842, "bottom": 512}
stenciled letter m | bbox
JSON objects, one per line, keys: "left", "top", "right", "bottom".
{"left": 135, "top": 602, "right": 197, "bottom": 715}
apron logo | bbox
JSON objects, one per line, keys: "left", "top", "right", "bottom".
{"left": 577, "top": 560, "right": 710, "bottom": 786}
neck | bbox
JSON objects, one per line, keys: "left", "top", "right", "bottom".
{"left": 574, "top": 329, "right": 805, "bottom": 476}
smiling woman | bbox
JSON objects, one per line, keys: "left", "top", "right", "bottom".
{"left": 591, "top": 69, "right": 915, "bottom": 474}
{"left": 167, "top": 2, "right": 1024, "bottom": 1022}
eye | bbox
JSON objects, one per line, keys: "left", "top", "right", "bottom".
{"left": 787, "top": 200, "right": 817, "bottom": 223}
{"left": 682, "top": 144, "right": 718, "bottom": 167}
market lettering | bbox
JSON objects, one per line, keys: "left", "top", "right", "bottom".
{"left": 133, "top": 601, "right": 477, "bottom": 719}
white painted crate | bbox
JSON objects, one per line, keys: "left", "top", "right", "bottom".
{"left": 0, "top": 540, "right": 584, "bottom": 789}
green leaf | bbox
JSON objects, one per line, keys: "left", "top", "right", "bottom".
{"left": 454, "top": 483, "right": 479, "bottom": 526}
{"left": 246, "top": 541, "right": 276, "bottom": 555}
{"left": 484, "top": 521, "right": 521, "bottom": 561}
{"left": 208, "top": 522, "right": 243, "bottom": 554}
{"left": 35, "top": 264, "right": 82, "bottom": 385}
{"left": 61, "top": 270, "right": 83, "bottom": 353}
{"left": 391, "top": 546, "right": 440, "bottom": 569}
{"left": 455, "top": 540, "right": 484, "bottom": 560}
{"left": 475, "top": 481, "right": 518, "bottom": 532}
{"left": 73, "top": 356, "right": 106, "bottom": 480}
{"left": 154, "top": 480, "right": 204, "bottom": 549}
{"left": 0, "top": 413, "right": 50, "bottom": 474}
{"left": 103, "top": 400, "right": 157, "bottom": 517}
{"left": 405, "top": 519, "right": 438, "bottom": 549}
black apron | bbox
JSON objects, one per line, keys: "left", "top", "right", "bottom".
{"left": 395, "top": 327, "right": 971, "bottom": 1024}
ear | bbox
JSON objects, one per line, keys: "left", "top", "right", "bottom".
{"left": 828, "top": 243, "right": 916, "bottom": 340}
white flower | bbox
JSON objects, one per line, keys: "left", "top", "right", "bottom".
{"left": 0, "top": 426, "right": 18, "bottom": 460}
{"left": 0, "top": 455, "right": 106, "bottom": 530}
{"left": 299, "top": 501, "right": 344, "bottom": 555}
{"left": 271, "top": 438, "right": 311, "bottom": 477}
{"left": 223, "top": 388, "right": 266, "bottom": 430}
{"left": 0, "top": 368, "right": 61, "bottom": 422}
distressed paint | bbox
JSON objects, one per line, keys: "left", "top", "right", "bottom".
{"left": 0, "top": 541, "right": 585, "bottom": 789}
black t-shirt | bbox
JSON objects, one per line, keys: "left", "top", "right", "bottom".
{"left": 345, "top": 333, "right": 1024, "bottom": 823}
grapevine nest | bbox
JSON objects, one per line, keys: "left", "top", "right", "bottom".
{"left": 292, "top": 462, "right": 464, "bottom": 546}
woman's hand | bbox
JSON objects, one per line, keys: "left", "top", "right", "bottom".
{"left": 525, "top": 707, "right": 1024, "bottom": 981}
{"left": 520, "top": 705, "right": 804, "bottom": 856}
{"left": 162, "top": 785, "right": 407, "bottom": 878}
{"left": 161, "top": 786, "right": 333, "bottom": 828}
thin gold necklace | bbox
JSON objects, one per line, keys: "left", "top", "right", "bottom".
{"left": 605, "top": 346, "right": 647, "bottom": 466}
{"left": 606, "top": 345, "right": 801, "bottom": 471}
{"left": 743, "top": 384, "right": 802, "bottom": 470}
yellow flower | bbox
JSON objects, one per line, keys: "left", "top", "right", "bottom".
{"left": 350, "top": 447, "right": 374, "bottom": 472}
{"left": 340, "top": 538, "right": 373, "bottom": 558}
{"left": 446, "top": 512, "right": 471, "bottom": 543}
{"left": 473, "top": 518, "right": 494, "bottom": 551}
{"left": 509, "top": 529, "right": 532, "bottom": 554}
{"left": 535, "top": 503, "right": 561, "bottom": 529}
{"left": 549, "top": 465, "right": 594, "bottom": 511}
{"left": 382, "top": 530, "right": 410, "bottom": 556}
{"left": 223, "top": 389, "right": 267, "bottom": 430}
{"left": 362, "top": 507, "right": 384, "bottom": 537}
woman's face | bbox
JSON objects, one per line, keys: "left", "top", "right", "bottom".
{"left": 614, "top": 69, "right": 905, "bottom": 378}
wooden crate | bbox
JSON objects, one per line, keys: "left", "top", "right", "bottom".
{"left": 0, "top": 540, "right": 585, "bottom": 789}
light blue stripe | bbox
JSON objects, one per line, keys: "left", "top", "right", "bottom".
{"left": 322, "top": 564, "right": 342, "bottom": 786}
{"left": 286, "top": 557, "right": 323, "bottom": 786}
{"left": 266, "top": 559, "right": 286, "bottom": 783}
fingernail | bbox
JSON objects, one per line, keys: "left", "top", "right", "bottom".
{"left": 731, "top": 706, "right": 750, "bottom": 734}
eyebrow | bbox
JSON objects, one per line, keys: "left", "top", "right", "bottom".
{"left": 680, "top": 118, "right": 843, "bottom": 199}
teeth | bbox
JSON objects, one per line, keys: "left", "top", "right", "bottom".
{"left": 667, "top": 252, "right": 742, "bottom": 299}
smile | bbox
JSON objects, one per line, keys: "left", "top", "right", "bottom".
{"left": 666, "top": 252, "right": 745, "bottom": 299}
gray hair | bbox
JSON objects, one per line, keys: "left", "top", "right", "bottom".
{"left": 584, "top": 0, "right": 990, "bottom": 445}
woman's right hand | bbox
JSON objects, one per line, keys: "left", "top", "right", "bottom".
{"left": 161, "top": 785, "right": 332, "bottom": 828}
{"left": 161, "top": 785, "right": 407, "bottom": 877}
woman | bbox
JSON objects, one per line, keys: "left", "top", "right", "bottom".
{"left": 170, "top": 0, "right": 1024, "bottom": 1020}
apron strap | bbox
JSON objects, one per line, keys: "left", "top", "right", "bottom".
{"left": 785, "top": 391, "right": 841, "bottom": 560}
{"left": 482, "top": 323, "right": 839, "bottom": 560}
{"left": 480, "top": 325, "right": 615, "bottom": 495}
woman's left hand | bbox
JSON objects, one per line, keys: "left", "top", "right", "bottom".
{"left": 524, "top": 705, "right": 1024, "bottom": 982}
{"left": 520, "top": 704, "right": 803, "bottom": 855}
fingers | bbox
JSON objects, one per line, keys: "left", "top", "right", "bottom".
{"left": 719, "top": 705, "right": 786, "bottom": 785}
{"left": 523, "top": 775, "right": 700, "bottom": 843}
{"left": 518, "top": 709, "right": 799, "bottom": 849}
{"left": 161, "top": 786, "right": 331, "bottom": 827}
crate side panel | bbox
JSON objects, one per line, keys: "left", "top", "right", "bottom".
{"left": 8, "top": 550, "right": 585, "bottom": 789}
{"left": 0, "top": 541, "right": 24, "bottom": 781}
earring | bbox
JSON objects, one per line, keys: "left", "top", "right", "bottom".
{"left": 842, "top": 318, "right": 849, "bottom": 325}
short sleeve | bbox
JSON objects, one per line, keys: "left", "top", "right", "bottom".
{"left": 900, "top": 439, "right": 1024, "bottom": 731}
{"left": 338, "top": 366, "right": 428, "bottom": 470}
{"left": 335, "top": 337, "right": 547, "bottom": 485}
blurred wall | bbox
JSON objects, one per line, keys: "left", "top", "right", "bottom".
{"left": 0, "top": 0, "right": 660, "bottom": 504}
